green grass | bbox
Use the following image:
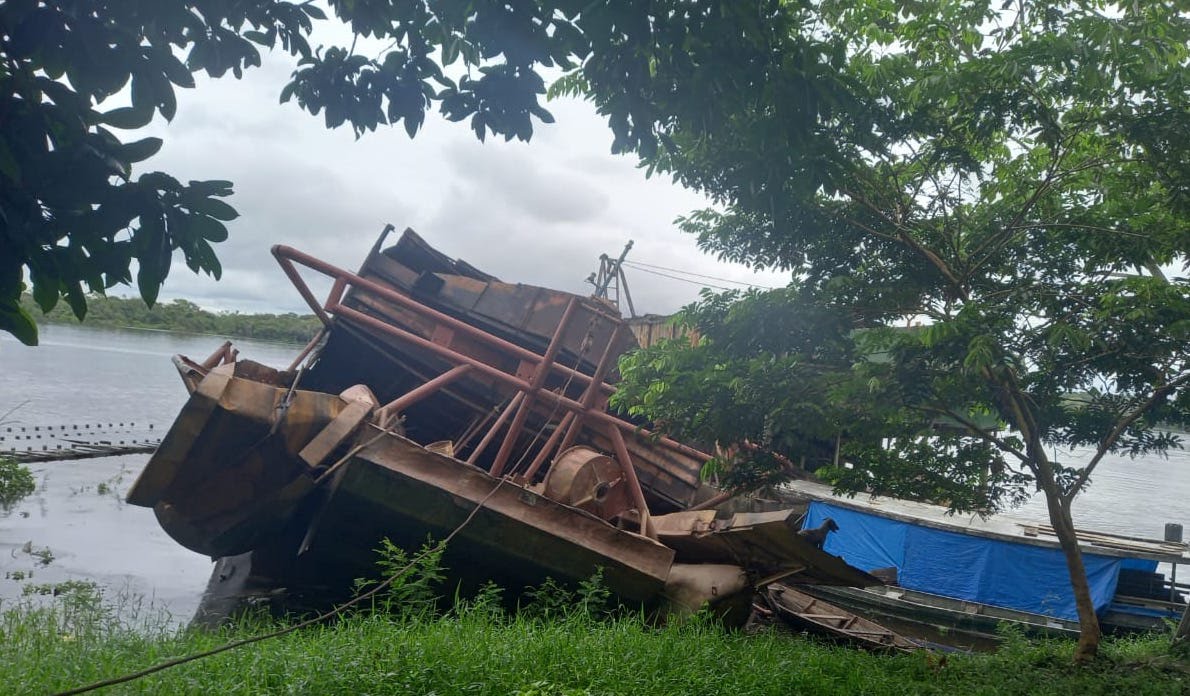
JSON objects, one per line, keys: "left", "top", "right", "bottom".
{"left": 2, "top": 585, "right": 1187, "bottom": 696}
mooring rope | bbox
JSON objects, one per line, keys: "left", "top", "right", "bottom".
{"left": 51, "top": 475, "right": 509, "bottom": 696}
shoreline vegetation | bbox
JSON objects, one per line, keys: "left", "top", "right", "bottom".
{"left": 2, "top": 580, "right": 1186, "bottom": 696}
{"left": 19, "top": 294, "right": 320, "bottom": 345}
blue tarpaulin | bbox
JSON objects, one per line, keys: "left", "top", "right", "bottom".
{"left": 804, "top": 501, "right": 1122, "bottom": 621}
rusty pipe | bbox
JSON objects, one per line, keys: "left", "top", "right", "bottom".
{"left": 376, "top": 364, "right": 473, "bottom": 426}
{"left": 490, "top": 298, "right": 578, "bottom": 477}
{"left": 466, "top": 392, "right": 525, "bottom": 466}
{"left": 606, "top": 422, "right": 653, "bottom": 539}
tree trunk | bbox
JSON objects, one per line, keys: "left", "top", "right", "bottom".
{"left": 1044, "top": 493, "right": 1101, "bottom": 661}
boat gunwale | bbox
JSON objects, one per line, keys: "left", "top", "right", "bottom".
{"left": 785, "top": 480, "right": 1190, "bottom": 563}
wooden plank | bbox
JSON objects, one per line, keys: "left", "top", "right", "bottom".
{"left": 299, "top": 400, "right": 373, "bottom": 468}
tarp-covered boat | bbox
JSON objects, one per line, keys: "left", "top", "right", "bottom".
{"left": 127, "top": 227, "right": 883, "bottom": 624}
{"left": 786, "top": 480, "right": 1190, "bottom": 642}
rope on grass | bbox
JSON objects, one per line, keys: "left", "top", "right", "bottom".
{"left": 52, "top": 476, "right": 509, "bottom": 696}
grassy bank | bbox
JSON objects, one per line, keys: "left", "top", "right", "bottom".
{"left": 2, "top": 589, "right": 1185, "bottom": 695}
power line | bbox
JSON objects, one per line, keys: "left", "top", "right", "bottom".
{"left": 622, "top": 264, "right": 742, "bottom": 292}
{"left": 621, "top": 260, "right": 775, "bottom": 290}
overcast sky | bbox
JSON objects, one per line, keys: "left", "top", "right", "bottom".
{"left": 135, "top": 41, "right": 791, "bottom": 318}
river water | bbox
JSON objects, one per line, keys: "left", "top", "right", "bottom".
{"left": 0, "top": 324, "right": 1187, "bottom": 622}
{"left": 0, "top": 324, "right": 297, "bottom": 622}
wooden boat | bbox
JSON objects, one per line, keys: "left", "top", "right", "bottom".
{"left": 783, "top": 479, "right": 1190, "bottom": 642}
{"left": 126, "top": 228, "right": 883, "bottom": 624}
{"left": 761, "top": 582, "right": 920, "bottom": 652}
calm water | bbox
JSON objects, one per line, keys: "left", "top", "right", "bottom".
{"left": 0, "top": 324, "right": 298, "bottom": 620}
{"left": 0, "top": 324, "right": 1187, "bottom": 620}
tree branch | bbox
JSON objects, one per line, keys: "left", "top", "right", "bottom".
{"left": 913, "top": 404, "right": 1029, "bottom": 464}
{"left": 840, "top": 188, "right": 968, "bottom": 300}
{"left": 1063, "top": 371, "right": 1190, "bottom": 502}
{"left": 1008, "top": 222, "right": 1149, "bottom": 239}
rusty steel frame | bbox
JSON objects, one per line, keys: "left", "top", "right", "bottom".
{"left": 271, "top": 244, "right": 708, "bottom": 462}
{"left": 270, "top": 244, "right": 714, "bottom": 538}
{"left": 519, "top": 411, "right": 576, "bottom": 483}
{"left": 558, "top": 322, "right": 625, "bottom": 454}
{"left": 465, "top": 392, "right": 525, "bottom": 466}
{"left": 488, "top": 297, "right": 578, "bottom": 478}
{"left": 275, "top": 245, "right": 613, "bottom": 396}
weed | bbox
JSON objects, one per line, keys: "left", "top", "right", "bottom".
{"left": 351, "top": 538, "right": 445, "bottom": 618}
{"left": 28, "top": 545, "right": 54, "bottom": 566}
{"left": 514, "top": 680, "right": 594, "bottom": 696}
{"left": 0, "top": 457, "right": 35, "bottom": 511}
{"left": 521, "top": 568, "right": 619, "bottom": 622}
{"left": 22, "top": 580, "right": 101, "bottom": 599}
{"left": 521, "top": 576, "right": 576, "bottom": 620}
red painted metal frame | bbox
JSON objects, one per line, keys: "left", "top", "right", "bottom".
{"left": 518, "top": 411, "right": 577, "bottom": 483}
{"left": 276, "top": 245, "right": 613, "bottom": 396}
{"left": 271, "top": 244, "right": 714, "bottom": 537}
{"left": 489, "top": 297, "right": 578, "bottom": 478}
{"left": 271, "top": 244, "right": 708, "bottom": 462}
{"left": 466, "top": 392, "right": 524, "bottom": 466}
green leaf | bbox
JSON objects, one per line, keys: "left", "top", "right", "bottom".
{"left": 122, "top": 137, "right": 164, "bottom": 163}
{"left": 190, "top": 215, "right": 229, "bottom": 242}
{"left": 195, "top": 239, "right": 222, "bottom": 280}
{"left": 137, "top": 263, "right": 161, "bottom": 307}
{"left": 187, "top": 197, "right": 239, "bottom": 221}
{"left": 65, "top": 283, "right": 88, "bottom": 320}
{"left": 102, "top": 106, "right": 155, "bottom": 130}
{"left": 301, "top": 2, "right": 328, "bottom": 20}
{"left": 160, "top": 53, "right": 195, "bottom": 89}
{"left": 0, "top": 302, "right": 38, "bottom": 346}
{"left": 30, "top": 267, "right": 59, "bottom": 313}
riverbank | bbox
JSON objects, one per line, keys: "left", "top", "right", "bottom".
{"left": 3, "top": 594, "right": 1185, "bottom": 696}
{"left": 19, "top": 294, "right": 319, "bottom": 345}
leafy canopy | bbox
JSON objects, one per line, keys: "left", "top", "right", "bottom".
{"left": 599, "top": 3, "right": 1188, "bottom": 655}
{"left": 3, "top": 0, "right": 765, "bottom": 345}
{"left": 605, "top": 0, "right": 1190, "bottom": 512}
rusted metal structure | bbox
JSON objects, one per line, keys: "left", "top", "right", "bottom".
{"left": 127, "top": 227, "right": 882, "bottom": 624}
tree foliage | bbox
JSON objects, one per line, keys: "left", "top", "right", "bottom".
{"left": 602, "top": 1, "right": 1189, "bottom": 659}
{"left": 0, "top": 0, "right": 322, "bottom": 345}
{"left": 4, "top": 0, "right": 755, "bottom": 346}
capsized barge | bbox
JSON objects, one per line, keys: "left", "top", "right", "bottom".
{"left": 127, "top": 228, "right": 881, "bottom": 624}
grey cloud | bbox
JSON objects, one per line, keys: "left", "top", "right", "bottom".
{"left": 124, "top": 46, "right": 787, "bottom": 320}
{"left": 442, "top": 141, "right": 610, "bottom": 226}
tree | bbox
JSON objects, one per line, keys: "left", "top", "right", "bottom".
{"left": 3, "top": 0, "right": 707, "bottom": 345}
{"left": 599, "top": 2, "right": 1189, "bottom": 660}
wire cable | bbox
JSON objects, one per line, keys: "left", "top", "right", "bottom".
{"left": 621, "top": 260, "right": 775, "bottom": 290}
{"left": 620, "top": 264, "right": 747, "bottom": 292}
{"left": 53, "top": 468, "right": 509, "bottom": 696}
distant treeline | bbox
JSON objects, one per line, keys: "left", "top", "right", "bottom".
{"left": 20, "top": 294, "right": 321, "bottom": 344}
